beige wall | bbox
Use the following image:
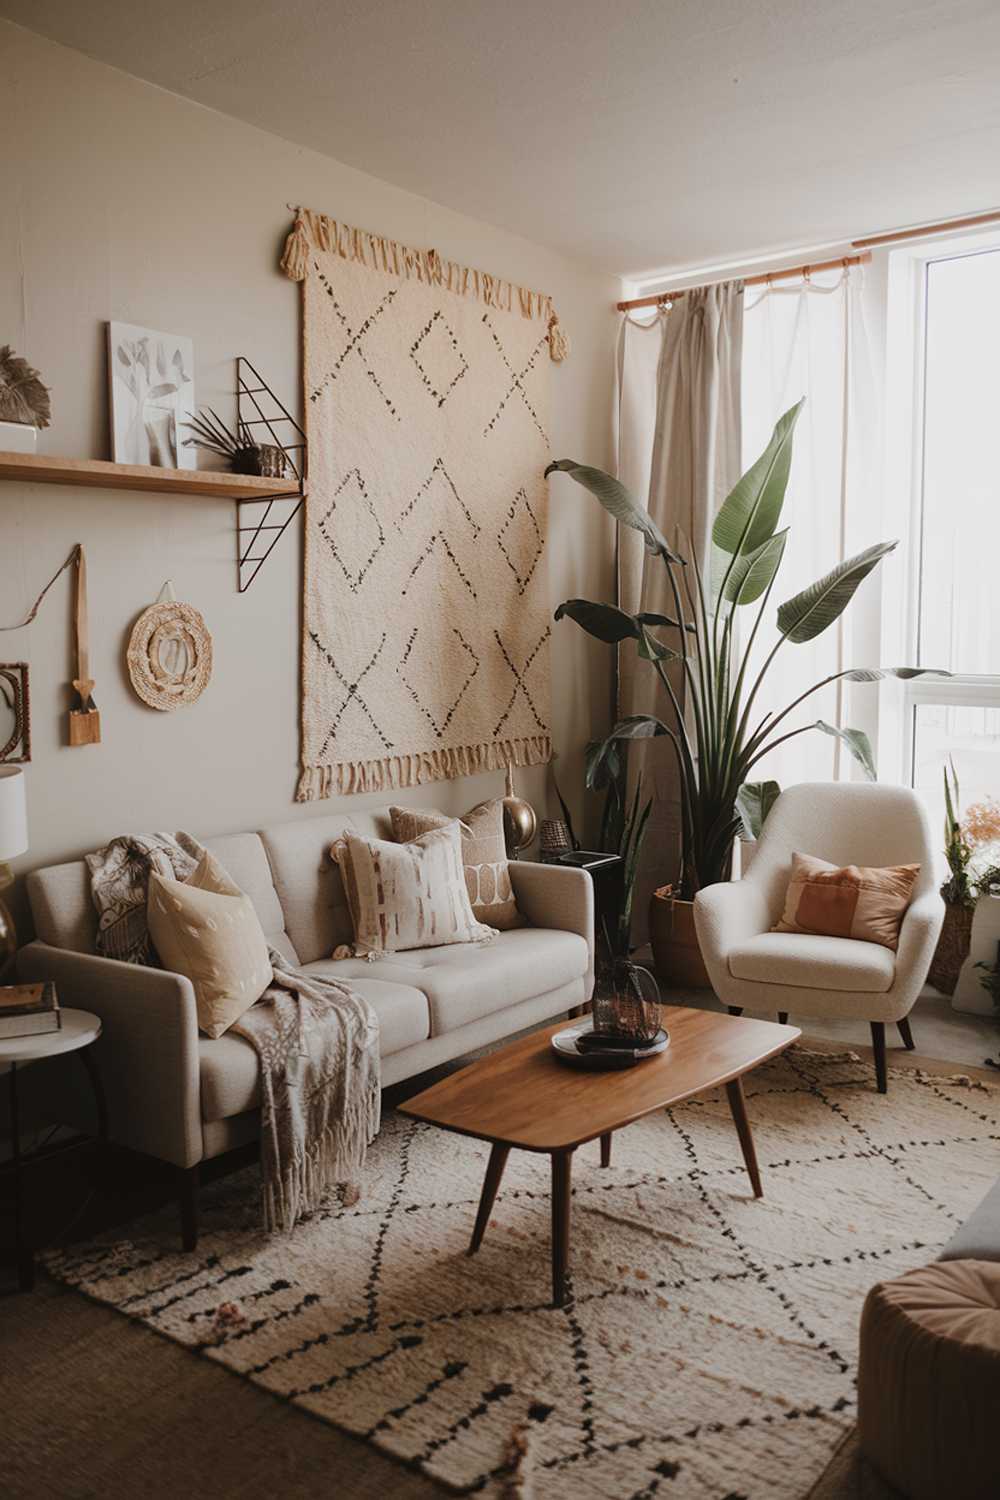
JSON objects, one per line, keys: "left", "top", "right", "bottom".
{"left": 0, "top": 24, "right": 619, "bottom": 926}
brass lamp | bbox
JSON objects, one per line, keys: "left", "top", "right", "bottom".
{"left": 501, "top": 763, "right": 537, "bottom": 858}
{"left": 0, "top": 765, "right": 28, "bottom": 974}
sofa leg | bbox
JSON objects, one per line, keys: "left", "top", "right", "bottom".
{"left": 897, "top": 1015, "right": 916, "bottom": 1051}
{"left": 179, "top": 1165, "right": 200, "bottom": 1251}
{"left": 778, "top": 1012, "right": 789, "bottom": 1026}
{"left": 870, "top": 1023, "right": 888, "bottom": 1094}
{"left": 728, "top": 1006, "right": 743, "bottom": 1017}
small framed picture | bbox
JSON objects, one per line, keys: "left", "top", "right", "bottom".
{"left": 107, "top": 322, "right": 195, "bottom": 468}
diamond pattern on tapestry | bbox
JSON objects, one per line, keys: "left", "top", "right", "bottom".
{"left": 44, "top": 1051, "right": 1000, "bottom": 1499}
{"left": 290, "top": 216, "right": 555, "bottom": 799}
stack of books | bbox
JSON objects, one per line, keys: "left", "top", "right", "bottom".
{"left": 0, "top": 981, "right": 61, "bottom": 1039}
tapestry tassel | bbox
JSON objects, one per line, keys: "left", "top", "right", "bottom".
{"left": 281, "top": 217, "right": 311, "bottom": 282}
{"left": 548, "top": 312, "right": 570, "bottom": 363}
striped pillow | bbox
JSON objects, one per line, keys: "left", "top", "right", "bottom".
{"left": 389, "top": 800, "right": 523, "bottom": 930}
{"left": 331, "top": 822, "right": 496, "bottom": 958}
{"left": 773, "top": 851, "right": 920, "bottom": 951}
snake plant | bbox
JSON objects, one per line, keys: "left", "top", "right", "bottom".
{"left": 548, "top": 399, "right": 945, "bottom": 898}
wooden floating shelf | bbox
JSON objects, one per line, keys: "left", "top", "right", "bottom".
{"left": 0, "top": 451, "right": 303, "bottom": 501}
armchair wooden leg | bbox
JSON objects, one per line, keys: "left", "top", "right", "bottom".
{"left": 728, "top": 1006, "right": 744, "bottom": 1017}
{"left": 897, "top": 1015, "right": 916, "bottom": 1050}
{"left": 870, "top": 1023, "right": 888, "bottom": 1094}
{"left": 179, "top": 1165, "right": 200, "bottom": 1251}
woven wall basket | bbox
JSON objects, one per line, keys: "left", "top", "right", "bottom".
{"left": 126, "top": 600, "right": 212, "bottom": 711}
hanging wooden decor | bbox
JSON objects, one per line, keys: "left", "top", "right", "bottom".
{"left": 69, "top": 545, "right": 101, "bottom": 746}
{"left": 0, "top": 663, "right": 30, "bottom": 763}
{"left": 126, "top": 583, "right": 212, "bottom": 711}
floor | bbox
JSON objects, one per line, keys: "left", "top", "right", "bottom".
{"left": 2, "top": 988, "right": 995, "bottom": 1499}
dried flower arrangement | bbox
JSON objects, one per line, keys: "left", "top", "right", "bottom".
{"left": 0, "top": 345, "right": 51, "bottom": 428}
{"left": 929, "top": 764, "right": 1000, "bottom": 995}
{"left": 183, "top": 408, "right": 287, "bottom": 478}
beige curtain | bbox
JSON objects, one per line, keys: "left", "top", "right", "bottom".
{"left": 616, "top": 282, "right": 743, "bottom": 931}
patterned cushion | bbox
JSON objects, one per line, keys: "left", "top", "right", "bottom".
{"left": 332, "top": 823, "right": 496, "bottom": 958}
{"left": 147, "top": 850, "right": 274, "bottom": 1038}
{"left": 389, "top": 800, "right": 523, "bottom": 930}
{"left": 773, "top": 851, "right": 920, "bottom": 951}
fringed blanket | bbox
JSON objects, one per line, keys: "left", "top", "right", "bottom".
{"left": 87, "top": 834, "right": 380, "bottom": 1233}
{"left": 281, "top": 209, "right": 557, "bottom": 799}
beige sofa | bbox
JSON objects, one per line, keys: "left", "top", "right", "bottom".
{"left": 18, "top": 807, "right": 594, "bottom": 1247}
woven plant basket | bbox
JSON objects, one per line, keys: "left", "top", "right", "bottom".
{"left": 927, "top": 900, "right": 975, "bottom": 996}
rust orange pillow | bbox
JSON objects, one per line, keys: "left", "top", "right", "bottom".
{"left": 773, "top": 851, "right": 920, "bottom": 951}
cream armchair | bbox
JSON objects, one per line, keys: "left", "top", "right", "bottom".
{"left": 694, "top": 783, "right": 944, "bottom": 1092}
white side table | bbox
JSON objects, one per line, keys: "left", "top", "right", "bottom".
{"left": 1, "top": 1008, "right": 106, "bottom": 1292}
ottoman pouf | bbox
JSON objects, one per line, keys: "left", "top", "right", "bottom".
{"left": 858, "top": 1259, "right": 1000, "bottom": 1500}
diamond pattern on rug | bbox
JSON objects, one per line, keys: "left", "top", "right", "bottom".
{"left": 44, "top": 1051, "right": 1000, "bottom": 1499}
{"left": 409, "top": 310, "right": 469, "bottom": 408}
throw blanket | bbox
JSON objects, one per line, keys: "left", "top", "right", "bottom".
{"left": 87, "top": 833, "right": 380, "bottom": 1233}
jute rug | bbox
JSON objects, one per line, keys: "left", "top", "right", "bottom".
{"left": 46, "top": 1049, "right": 999, "bottom": 1498}
{"left": 281, "top": 210, "right": 558, "bottom": 800}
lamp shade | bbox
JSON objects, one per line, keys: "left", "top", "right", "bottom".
{"left": 0, "top": 766, "right": 28, "bottom": 860}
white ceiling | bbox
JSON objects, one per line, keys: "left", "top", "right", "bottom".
{"left": 5, "top": 0, "right": 1000, "bottom": 277}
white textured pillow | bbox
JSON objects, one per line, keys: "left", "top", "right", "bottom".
{"left": 147, "top": 849, "right": 273, "bottom": 1038}
{"left": 332, "top": 822, "right": 496, "bottom": 958}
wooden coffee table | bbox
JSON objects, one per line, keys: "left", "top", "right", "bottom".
{"left": 400, "top": 1006, "right": 799, "bottom": 1306}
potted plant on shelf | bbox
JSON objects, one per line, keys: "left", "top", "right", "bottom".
{"left": 0, "top": 345, "right": 51, "bottom": 453}
{"left": 928, "top": 766, "right": 1000, "bottom": 996}
{"left": 547, "top": 400, "right": 944, "bottom": 986}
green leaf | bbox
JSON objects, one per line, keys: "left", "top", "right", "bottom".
{"left": 816, "top": 721, "right": 877, "bottom": 780}
{"left": 554, "top": 599, "right": 639, "bottom": 643}
{"left": 735, "top": 780, "right": 781, "bottom": 840}
{"left": 545, "top": 459, "right": 682, "bottom": 562}
{"left": 608, "top": 714, "right": 672, "bottom": 740}
{"left": 585, "top": 736, "right": 621, "bottom": 792}
{"left": 724, "top": 529, "right": 789, "bottom": 605}
{"left": 636, "top": 627, "right": 679, "bottom": 661}
{"left": 712, "top": 400, "right": 803, "bottom": 559}
{"left": 776, "top": 541, "right": 897, "bottom": 644}
{"left": 636, "top": 610, "right": 696, "bottom": 635}
{"left": 840, "top": 666, "right": 951, "bottom": 682}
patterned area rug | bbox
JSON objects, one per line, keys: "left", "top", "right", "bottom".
{"left": 46, "top": 1050, "right": 999, "bottom": 1498}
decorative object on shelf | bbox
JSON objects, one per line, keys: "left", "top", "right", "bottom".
{"left": 0, "top": 663, "right": 30, "bottom": 764}
{"left": 108, "top": 322, "right": 195, "bottom": 468}
{"left": 283, "top": 208, "right": 555, "bottom": 800}
{"left": 649, "top": 882, "right": 712, "bottom": 988}
{"left": 539, "top": 817, "right": 573, "bottom": 862}
{"left": 0, "top": 345, "right": 51, "bottom": 453}
{"left": 0, "top": 981, "right": 60, "bottom": 1039}
{"left": 548, "top": 402, "right": 947, "bottom": 961}
{"left": 927, "top": 761, "right": 1000, "bottom": 995}
{"left": 68, "top": 545, "right": 101, "bottom": 747}
{"left": 0, "top": 764, "right": 28, "bottom": 975}
{"left": 591, "top": 956, "right": 662, "bottom": 1043}
{"left": 183, "top": 407, "right": 288, "bottom": 480}
{"left": 501, "top": 764, "right": 537, "bottom": 858}
{"left": 126, "top": 582, "right": 212, "bottom": 711}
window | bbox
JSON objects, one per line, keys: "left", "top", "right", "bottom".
{"left": 885, "top": 240, "right": 1000, "bottom": 840}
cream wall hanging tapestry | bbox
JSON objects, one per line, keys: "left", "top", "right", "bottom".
{"left": 281, "top": 210, "right": 566, "bottom": 799}
{"left": 126, "top": 582, "right": 212, "bottom": 711}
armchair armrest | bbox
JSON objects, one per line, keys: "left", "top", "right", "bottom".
{"left": 17, "top": 941, "right": 203, "bottom": 1169}
{"left": 890, "top": 890, "right": 945, "bottom": 1006}
{"left": 509, "top": 862, "right": 594, "bottom": 983}
{"left": 693, "top": 880, "right": 772, "bottom": 956}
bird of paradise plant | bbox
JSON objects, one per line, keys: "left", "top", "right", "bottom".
{"left": 547, "top": 400, "right": 945, "bottom": 900}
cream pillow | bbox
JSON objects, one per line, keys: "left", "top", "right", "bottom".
{"left": 147, "top": 849, "right": 273, "bottom": 1037}
{"left": 331, "top": 822, "right": 496, "bottom": 958}
{"left": 389, "top": 799, "right": 523, "bottom": 930}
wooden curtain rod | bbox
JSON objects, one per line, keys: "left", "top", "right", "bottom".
{"left": 616, "top": 253, "right": 870, "bottom": 312}
{"left": 852, "top": 207, "right": 1000, "bottom": 248}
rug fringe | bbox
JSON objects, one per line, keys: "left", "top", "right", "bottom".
{"left": 296, "top": 735, "right": 552, "bottom": 801}
{"left": 280, "top": 210, "right": 567, "bottom": 357}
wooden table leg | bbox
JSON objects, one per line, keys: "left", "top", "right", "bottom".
{"left": 600, "top": 1132, "right": 612, "bottom": 1168}
{"left": 725, "top": 1076, "right": 763, "bottom": 1199}
{"left": 551, "top": 1150, "right": 573, "bottom": 1306}
{"left": 468, "top": 1143, "right": 510, "bottom": 1255}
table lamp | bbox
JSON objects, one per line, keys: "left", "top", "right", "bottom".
{"left": 0, "top": 765, "right": 28, "bottom": 972}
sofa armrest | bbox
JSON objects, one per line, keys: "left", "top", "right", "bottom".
{"left": 17, "top": 940, "right": 203, "bottom": 1169}
{"left": 890, "top": 890, "right": 946, "bottom": 1007}
{"left": 509, "top": 862, "right": 594, "bottom": 981}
